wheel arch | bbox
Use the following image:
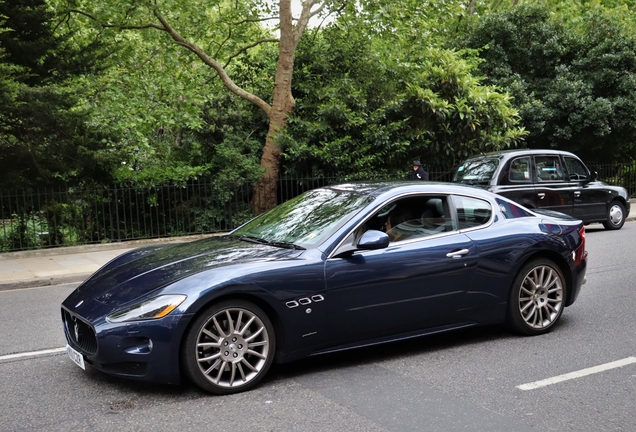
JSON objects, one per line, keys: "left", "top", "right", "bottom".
{"left": 607, "top": 196, "right": 629, "bottom": 214}
{"left": 514, "top": 250, "right": 574, "bottom": 306}
{"left": 177, "top": 291, "right": 286, "bottom": 377}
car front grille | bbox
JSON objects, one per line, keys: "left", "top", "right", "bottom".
{"left": 62, "top": 308, "right": 98, "bottom": 355}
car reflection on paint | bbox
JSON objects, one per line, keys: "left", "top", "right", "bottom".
{"left": 61, "top": 182, "right": 587, "bottom": 394}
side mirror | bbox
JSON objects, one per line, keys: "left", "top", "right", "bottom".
{"left": 357, "top": 230, "right": 390, "bottom": 250}
{"left": 591, "top": 171, "right": 598, "bottom": 181}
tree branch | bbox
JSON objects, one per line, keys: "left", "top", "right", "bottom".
{"left": 223, "top": 38, "right": 280, "bottom": 68}
{"left": 152, "top": 10, "right": 272, "bottom": 116}
{"left": 293, "top": 0, "right": 319, "bottom": 42}
{"left": 232, "top": 16, "right": 280, "bottom": 25}
{"left": 67, "top": 9, "right": 165, "bottom": 31}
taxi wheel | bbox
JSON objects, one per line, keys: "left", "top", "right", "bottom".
{"left": 602, "top": 201, "right": 625, "bottom": 230}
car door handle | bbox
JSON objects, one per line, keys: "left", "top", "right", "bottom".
{"left": 446, "top": 249, "right": 470, "bottom": 258}
{"left": 537, "top": 193, "right": 545, "bottom": 199}
{"left": 574, "top": 191, "right": 581, "bottom": 197}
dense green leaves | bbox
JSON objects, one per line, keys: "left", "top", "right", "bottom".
{"left": 0, "top": 0, "right": 114, "bottom": 188}
{"left": 280, "top": 12, "right": 525, "bottom": 178}
{"left": 458, "top": 2, "right": 636, "bottom": 162}
{"left": 3, "top": 0, "right": 636, "bottom": 192}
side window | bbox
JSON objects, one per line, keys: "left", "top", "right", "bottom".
{"left": 452, "top": 196, "right": 492, "bottom": 229}
{"left": 564, "top": 157, "right": 589, "bottom": 181}
{"left": 534, "top": 156, "right": 566, "bottom": 182}
{"left": 508, "top": 157, "right": 532, "bottom": 182}
{"left": 495, "top": 197, "right": 533, "bottom": 219}
{"left": 350, "top": 196, "right": 456, "bottom": 245}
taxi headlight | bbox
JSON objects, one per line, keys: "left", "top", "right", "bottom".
{"left": 107, "top": 295, "right": 187, "bottom": 323}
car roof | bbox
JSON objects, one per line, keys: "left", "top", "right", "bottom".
{"left": 324, "top": 181, "right": 495, "bottom": 200}
{"left": 464, "top": 148, "right": 578, "bottom": 161}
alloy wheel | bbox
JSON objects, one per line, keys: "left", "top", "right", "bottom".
{"left": 195, "top": 306, "right": 271, "bottom": 389}
{"left": 518, "top": 265, "right": 563, "bottom": 329}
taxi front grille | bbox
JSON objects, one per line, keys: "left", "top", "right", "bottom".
{"left": 62, "top": 309, "right": 97, "bottom": 355}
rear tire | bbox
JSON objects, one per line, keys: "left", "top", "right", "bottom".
{"left": 182, "top": 299, "right": 275, "bottom": 395}
{"left": 602, "top": 201, "right": 625, "bottom": 230}
{"left": 507, "top": 258, "right": 566, "bottom": 336}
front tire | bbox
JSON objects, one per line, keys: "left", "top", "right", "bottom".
{"left": 507, "top": 259, "right": 566, "bottom": 336}
{"left": 602, "top": 200, "right": 625, "bottom": 230}
{"left": 182, "top": 299, "right": 275, "bottom": 395}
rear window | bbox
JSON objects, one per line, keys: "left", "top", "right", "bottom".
{"left": 454, "top": 157, "right": 500, "bottom": 183}
{"left": 495, "top": 198, "right": 533, "bottom": 219}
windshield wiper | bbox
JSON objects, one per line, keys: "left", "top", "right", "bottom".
{"left": 265, "top": 240, "right": 305, "bottom": 250}
{"left": 234, "top": 235, "right": 305, "bottom": 250}
{"left": 461, "top": 179, "right": 490, "bottom": 185}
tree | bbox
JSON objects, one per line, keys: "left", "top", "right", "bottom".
{"left": 60, "top": 0, "right": 341, "bottom": 212}
{"left": 0, "top": 0, "right": 114, "bottom": 189}
{"left": 280, "top": 16, "right": 526, "bottom": 178}
{"left": 457, "top": 3, "right": 636, "bottom": 162}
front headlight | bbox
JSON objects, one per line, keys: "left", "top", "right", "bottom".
{"left": 107, "top": 295, "right": 187, "bottom": 323}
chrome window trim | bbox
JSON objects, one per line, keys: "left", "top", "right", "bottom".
{"left": 327, "top": 191, "right": 495, "bottom": 259}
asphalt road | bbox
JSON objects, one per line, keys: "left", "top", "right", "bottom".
{"left": 1, "top": 223, "right": 635, "bottom": 432}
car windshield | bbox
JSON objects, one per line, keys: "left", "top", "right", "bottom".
{"left": 232, "top": 187, "right": 374, "bottom": 248}
{"left": 454, "top": 157, "right": 500, "bottom": 183}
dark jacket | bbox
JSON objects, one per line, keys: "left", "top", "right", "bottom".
{"left": 410, "top": 166, "right": 429, "bottom": 180}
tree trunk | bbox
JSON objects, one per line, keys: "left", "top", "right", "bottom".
{"left": 252, "top": 0, "right": 299, "bottom": 215}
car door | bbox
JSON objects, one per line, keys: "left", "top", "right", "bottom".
{"left": 563, "top": 156, "right": 607, "bottom": 221}
{"left": 493, "top": 156, "right": 537, "bottom": 209}
{"left": 533, "top": 155, "right": 574, "bottom": 215}
{"left": 322, "top": 194, "right": 479, "bottom": 346}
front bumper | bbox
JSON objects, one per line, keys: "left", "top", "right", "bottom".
{"left": 61, "top": 294, "right": 193, "bottom": 385}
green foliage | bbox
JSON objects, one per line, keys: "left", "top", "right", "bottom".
{"left": 457, "top": 2, "right": 636, "bottom": 162}
{"left": 0, "top": 0, "right": 115, "bottom": 189}
{"left": 43, "top": 0, "right": 278, "bottom": 187}
{"left": 0, "top": 213, "right": 45, "bottom": 251}
{"left": 280, "top": 20, "right": 526, "bottom": 178}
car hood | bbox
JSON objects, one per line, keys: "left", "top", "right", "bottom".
{"left": 78, "top": 236, "right": 303, "bottom": 307}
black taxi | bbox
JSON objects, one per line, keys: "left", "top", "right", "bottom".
{"left": 453, "top": 149, "right": 631, "bottom": 230}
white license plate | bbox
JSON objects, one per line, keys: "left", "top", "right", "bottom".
{"left": 66, "top": 344, "right": 86, "bottom": 370}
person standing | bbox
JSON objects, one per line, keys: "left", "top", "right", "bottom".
{"left": 409, "top": 160, "right": 429, "bottom": 180}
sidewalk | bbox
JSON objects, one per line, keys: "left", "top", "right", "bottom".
{"left": 0, "top": 234, "right": 215, "bottom": 291}
{"left": 1, "top": 199, "right": 635, "bottom": 291}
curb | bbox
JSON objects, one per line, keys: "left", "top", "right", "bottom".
{"left": 0, "top": 234, "right": 220, "bottom": 291}
{"left": 0, "top": 274, "right": 92, "bottom": 292}
{"left": 0, "top": 233, "right": 217, "bottom": 260}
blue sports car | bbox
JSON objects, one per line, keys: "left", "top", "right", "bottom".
{"left": 61, "top": 182, "right": 587, "bottom": 394}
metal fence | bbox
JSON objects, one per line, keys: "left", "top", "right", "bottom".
{"left": 0, "top": 164, "right": 632, "bottom": 252}
{"left": 591, "top": 162, "right": 636, "bottom": 196}
{"left": 0, "top": 176, "right": 337, "bottom": 252}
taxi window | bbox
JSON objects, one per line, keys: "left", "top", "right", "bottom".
{"left": 564, "top": 157, "right": 590, "bottom": 181}
{"left": 508, "top": 157, "right": 532, "bottom": 182}
{"left": 535, "top": 156, "right": 566, "bottom": 182}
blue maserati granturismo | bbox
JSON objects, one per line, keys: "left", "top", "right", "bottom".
{"left": 62, "top": 182, "right": 587, "bottom": 394}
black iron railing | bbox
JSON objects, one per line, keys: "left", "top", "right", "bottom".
{"left": 0, "top": 175, "right": 399, "bottom": 252}
{"left": 0, "top": 165, "right": 631, "bottom": 252}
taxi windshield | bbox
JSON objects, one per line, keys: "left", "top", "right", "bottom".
{"left": 454, "top": 157, "right": 501, "bottom": 184}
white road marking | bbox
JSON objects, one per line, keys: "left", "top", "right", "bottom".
{"left": 0, "top": 347, "right": 66, "bottom": 361}
{"left": 517, "top": 357, "right": 636, "bottom": 390}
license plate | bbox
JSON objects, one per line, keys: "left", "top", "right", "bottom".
{"left": 66, "top": 344, "right": 86, "bottom": 370}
